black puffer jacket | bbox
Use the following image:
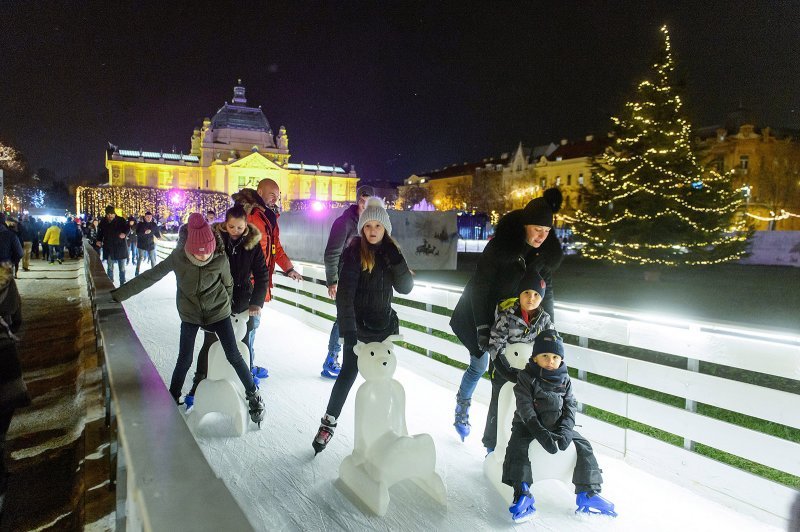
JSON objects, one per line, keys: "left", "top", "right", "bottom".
{"left": 324, "top": 204, "right": 360, "bottom": 286}
{"left": 213, "top": 222, "right": 269, "bottom": 314}
{"left": 97, "top": 215, "right": 130, "bottom": 260}
{"left": 449, "top": 209, "right": 563, "bottom": 358}
{"left": 337, "top": 236, "right": 414, "bottom": 343}
{"left": 136, "top": 220, "right": 161, "bottom": 251}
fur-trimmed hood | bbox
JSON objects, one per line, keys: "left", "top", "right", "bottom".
{"left": 231, "top": 188, "right": 267, "bottom": 216}
{"left": 212, "top": 222, "right": 262, "bottom": 251}
{"left": 492, "top": 209, "right": 529, "bottom": 255}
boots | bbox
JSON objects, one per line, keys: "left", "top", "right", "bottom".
{"left": 454, "top": 395, "right": 471, "bottom": 441}
{"left": 509, "top": 482, "right": 535, "bottom": 523}
{"left": 320, "top": 353, "right": 341, "bottom": 379}
{"left": 312, "top": 414, "right": 337, "bottom": 455}
{"left": 246, "top": 389, "right": 265, "bottom": 427}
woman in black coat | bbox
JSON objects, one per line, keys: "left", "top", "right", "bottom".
{"left": 449, "top": 188, "right": 564, "bottom": 443}
{"left": 312, "top": 197, "right": 413, "bottom": 455}
{"left": 186, "top": 204, "right": 269, "bottom": 403}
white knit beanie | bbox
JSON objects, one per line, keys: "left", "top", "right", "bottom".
{"left": 357, "top": 197, "right": 392, "bottom": 236}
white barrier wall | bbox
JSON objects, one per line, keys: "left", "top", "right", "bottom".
{"left": 740, "top": 230, "right": 800, "bottom": 267}
{"left": 270, "top": 260, "right": 800, "bottom": 528}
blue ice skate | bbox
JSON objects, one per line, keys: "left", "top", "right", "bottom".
{"left": 320, "top": 353, "right": 341, "bottom": 379}
{"left": 454, "top": 396, "right": 471, "bottom": 441}
{"left": 184, "top": 394, "right": 194, "bottom": 412}
{"left": 509, "top": 483, "right": 536, "bottom": 523}
{"left": 576, "top": 491, "right": 617, "bottom": 517}
{"left": 252, "top": 366, "right": 269, "bottom": 379}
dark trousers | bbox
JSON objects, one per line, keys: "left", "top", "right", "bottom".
{"left": 324, "top": 340, "right": 357, "bottom": 418}
{"left": 482, "top": 361, "right": 509, "bottom": 449}
{"left": 0, "top": 407, "right": 13, "bottom": 493}
{"left": 170, "top": 318, "right": 255, "bottom": 401}
{"left": 41, "top": 243, "right": 49, "bottom": 261}
{"left": 188, "top": 321, "right": 253, "bottom": 396}
{"left": 502, "top": 422, "right": 603, "bottom": 494}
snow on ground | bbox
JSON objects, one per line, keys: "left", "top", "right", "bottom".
{"left": 116, "top": 264, "right": 779, "bottom": 531}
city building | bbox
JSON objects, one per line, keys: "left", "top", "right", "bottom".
{"left": 697, "top": 110, "right": 800, "bottom": 230}
{"left": 105, "top": 81, "right": 360, "bottom": 210}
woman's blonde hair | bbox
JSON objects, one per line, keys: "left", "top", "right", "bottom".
{"left": 360, "top": 230, "right": 398, "bottom": 272}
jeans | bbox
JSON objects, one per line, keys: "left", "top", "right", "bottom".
{"left": 135, "top": 248, "right": 157, "bottom": 275}
{"left": 327, "top": 320, "right": 341, "bottom": 356}
{"left": 188, "top": 324, "right": 252, "bottom": 396}
{"left": 324, "top": 340, "right": 357, "bottom": 418}
{"left": 106, "top": 258, "right": 126, "bottom": 284}
{"left": 129, "top": 242, "right": 138, "bottom": 262}
{"left": 456, "top": 351, "right": 489, "bottom": 402}
{"left": 49, "top": 245, "right": 64, "bottom": 263}
{"left": 170, "top": 318, "right": 255, "bottom": 400}
{"left": 247, "top": 314, "right": 261, "bottom": 368}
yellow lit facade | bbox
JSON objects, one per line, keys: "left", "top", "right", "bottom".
{"left": 106, "top": 82, "right": 360, "bottom": 210}
{"left": 697, "top": 120, "right": 800, "bottom": 230}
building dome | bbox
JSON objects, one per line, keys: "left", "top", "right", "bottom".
{"left": 210, "top": 82, "right": 271, "bottom": 132}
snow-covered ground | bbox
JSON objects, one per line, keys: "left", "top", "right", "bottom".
{"left": 116, "top": 264, "right": 779, "bottom": 531}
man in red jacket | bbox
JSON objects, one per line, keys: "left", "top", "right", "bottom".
{"left": 232, "top": 178, "right": 302, "bottom": 378}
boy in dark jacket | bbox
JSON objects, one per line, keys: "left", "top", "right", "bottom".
{"left": 502, "top": 330, "right": 616, "bottom": 522}
{"left": 320, "top": 184, "right": 373, "bottom": 379}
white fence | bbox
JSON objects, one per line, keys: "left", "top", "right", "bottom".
{"left": 270, "top": 260, "right": 800, "bottom": 527}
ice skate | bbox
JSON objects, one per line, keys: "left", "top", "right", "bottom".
{"left": 454, "top": 396, "right": 471, "bottom": 441}
{"left": 312, "top": 414, "right": 337, "bottom": 455}
{"left": 509, "top": 483, "right": 536, "bottom": 523}
{"left": 320, "top": 353, "right": 341, "bottom": 379}
{"left": 246, "top": 389, "right": 265, "bottom": 427}
{"left": 576, "top": 491, "right": 617, "bottom": 517}
{"left": 251, "top": 366, "right": 269, "bottom": 379}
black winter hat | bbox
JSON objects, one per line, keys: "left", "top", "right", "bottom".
{"left": 105, "top": 205, "right": 116, "bottom": 215}
{"left": 522, "top": 188, "right": 563, "bottom": 227}
{"left": 517, "top": 268, "right": 546, "bottom": 299}
{"left": 533, "top": 329, "right": 565, "bottom": 359}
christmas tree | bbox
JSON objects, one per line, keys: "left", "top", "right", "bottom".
{"left": 572, "top": 26, "right": 750, "bottom": 266}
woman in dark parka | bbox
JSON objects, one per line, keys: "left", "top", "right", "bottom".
{"left": 449, "top": 188, "right": 564, "bottom": 442}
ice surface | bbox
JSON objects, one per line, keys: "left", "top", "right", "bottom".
{"left": 118, "top": 267, "right": 780, "bottom": 531}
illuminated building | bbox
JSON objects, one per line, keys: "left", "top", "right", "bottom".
{"left": 105, "top": 81, "right": 360, "bottom": 210}
{"left": 697, "top": 111, "right": 800, "bottom": 230}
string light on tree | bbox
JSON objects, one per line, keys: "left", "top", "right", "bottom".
{"left": 571, "top": 25, "right": 751, "bottom": 267}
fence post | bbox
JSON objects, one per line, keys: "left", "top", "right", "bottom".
{"left": 684, "top": 324, "right": 701, "bottom": 451}
{"left": 425, "top": 302, "right": 433, "bottom": 358}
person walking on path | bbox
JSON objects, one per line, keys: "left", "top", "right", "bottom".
{"left": 312, "top": 198, "right": 413, "bottom": 455}
{"left": 111, "top": 213, "right": 265, "bottom": 425}
{"left": 231, "top": 179, "right": 302, "bottom": 378}
{"left": 0, "top": 215, "right": 24, "bottom": 272}
{"left": 126, "top": 217, "right": 138, "bottom": 265}
{"left": 96, "top": 205, "right": 130, "bottom": 284}
{"left": 320, "top": 184, "right": 373, "bottom": 379}
{"left": 42, "top": 222, "right": 63, "bottom": 264}
{"left": 19, "top": 217, "right": 36, "bottom": 272}
{"left": 135, "top": 211, "right": 161, "bottom": 276}
{"left": 449, "top": 188, "right": 564, "bottom": 442}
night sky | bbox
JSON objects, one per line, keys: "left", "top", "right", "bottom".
{"left": 2, "top": 1, "right": 799, "bottom": 184}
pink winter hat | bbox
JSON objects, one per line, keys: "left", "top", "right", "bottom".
{"left": 186, "top": 212, "right": 216, "bottom": 255}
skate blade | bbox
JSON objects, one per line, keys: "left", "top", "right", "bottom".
{"left": 320, "top": 370, "right": 339, "bottom": 379}
{"left": 512, "top": 509, "right": 536, "bottom": 523}
{"left": 576, "top": 506, "right": 617, "bottom": 517}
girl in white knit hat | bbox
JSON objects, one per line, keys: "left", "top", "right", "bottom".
{"left": 312, "top": 197, "right": 414, "bottom": 454}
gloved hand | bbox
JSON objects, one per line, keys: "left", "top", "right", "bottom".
{"left": 477, "top": 326, "right": 490, "bottom": 351}
{"left": 554, "top": 427, "right": 573, "bottom": 451}
{"left": 382, "top": 239, "right": 404, "bottom": 265}
{"left": 535, "top": 430, "right": 559, "bottom": 454}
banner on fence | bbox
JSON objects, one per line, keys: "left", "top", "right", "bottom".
{"left": 278, "top": 209, "right": 458, "bottom": 270}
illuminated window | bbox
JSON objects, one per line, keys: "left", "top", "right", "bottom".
{"left": 540, "top": 177, "right": 546, "bottom": 188}
{"left": 555, "top": 176, "right": 561, "bottom": 186}
{"left": 739, "top": 155, "right": 749, "bottom": 170}
{"left": 578, "top": 174, "right": 584, "bottom": 185}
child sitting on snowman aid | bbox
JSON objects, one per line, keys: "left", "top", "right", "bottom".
{"left": 499, "top": 328, "right": 616, "bottom": 522}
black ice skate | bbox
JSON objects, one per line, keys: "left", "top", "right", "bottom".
{"left": 312, "top": 414, "right": 337, "bottom": 455}
{"left": 246, "top": 389, "right": 265, "bottom": 427}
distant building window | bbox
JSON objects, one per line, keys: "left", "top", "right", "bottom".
{"left": 567, "top": 175, "right": 572, "bottom": 186}
{"left": 578, "top": 174, "right": 584, "bottom": 185}
{"left": 740, "top": 155, "right": 749, "bottom": 170}
{"left": 714, "top": 159, "right": 724, "bottom": 172}
{"left": 516, "top": 163, "right": 522, "bottom": 172}
{"left": 540, "top": 177, "right": 546, "bottom": 188}
{"left": 556, "top": 176, "right": 561, "bottom": 186}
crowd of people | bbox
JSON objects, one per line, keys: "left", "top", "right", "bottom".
{"left": 39, "top": 178, "right": 615, "bottom": 522}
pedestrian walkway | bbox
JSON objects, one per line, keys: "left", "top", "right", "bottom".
{"left": 1, "top": 257, "right": 114, "bottom": 530}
